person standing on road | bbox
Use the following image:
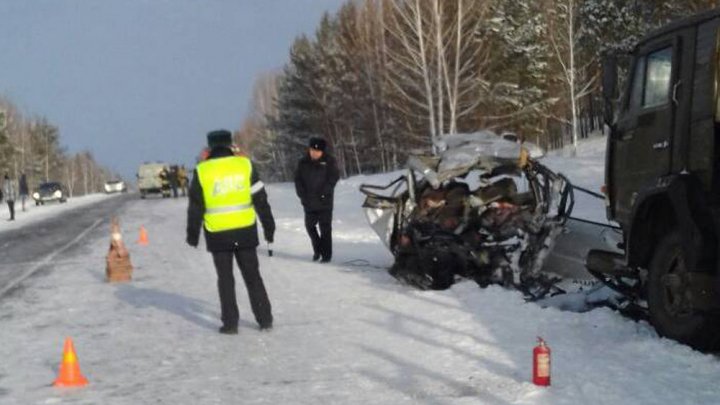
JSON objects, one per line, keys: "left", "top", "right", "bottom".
{"left": 186, "top": 129, "right": 276, "bottom": 335}
{"left": 169, "top": 165, "right": 180, "bottom": 198}
{"left": 3, "top": 173, "right": 17, "bottom": 221}
{"left": 18, "top": 173, "right": 29, "bottom": 212}
{"left": 159, "top": 167, "right": 170, "bottom": 198}
{"left": 178, "top": 165, "right": 188, "bottom": 197}
{"left": 294, "top": 137, "right": 340, "bottom": 263}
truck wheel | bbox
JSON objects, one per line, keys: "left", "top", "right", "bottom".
{"left": 647, "top": 231, "right": 719, "bottom": 350}
{"left": 140, "top": 192, "right": 146, "bottom": 200}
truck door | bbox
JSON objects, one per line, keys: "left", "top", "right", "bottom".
{"left": 610, "top": 29, "right": 693, "bottom": 224}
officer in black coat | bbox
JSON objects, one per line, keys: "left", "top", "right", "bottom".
{"left": 294, "top": 137, "right": 340, "bottom": 262}
{"left": 186, "top": 130, "right": 276, "bottom": 334}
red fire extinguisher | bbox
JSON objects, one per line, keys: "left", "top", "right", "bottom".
{"left": 533, "top": 337, "right": 551, "bottom": 386}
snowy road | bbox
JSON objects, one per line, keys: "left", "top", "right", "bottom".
{"left": 0, "top": 194, "right": 132, "bottom": 298}
{"left": 1, "top": 178, "right": 720, "bottom": 404}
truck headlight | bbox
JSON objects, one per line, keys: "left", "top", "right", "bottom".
{"left": 33, "top": 192, "right": 40, "bottom": 200}
{"left": 54, "top": 190, "right": 62, "bottom": 198}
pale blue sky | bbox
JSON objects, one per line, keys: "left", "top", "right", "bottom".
{"left": 0, "top": 0, "right": 344, "bottom": 178}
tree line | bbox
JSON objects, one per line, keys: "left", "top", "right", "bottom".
{"left": 0, "top": 97, "right": 116, "bottom": 196}
{"left": 236, "top": 0, "right": 719, "bottom": 182}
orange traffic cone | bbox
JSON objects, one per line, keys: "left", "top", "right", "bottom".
{"left": 138, "top": 226, "right": 149, "bottom": 245}
{"left": 53, "top": 337, "right": 89, "bottom": 387}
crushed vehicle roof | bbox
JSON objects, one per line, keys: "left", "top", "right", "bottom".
{"left": 407, "top": 130, "right": 545, "bottom": 188}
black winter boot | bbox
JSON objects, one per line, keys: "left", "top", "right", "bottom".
{"left": 218, "top": 325, "right": 238, "bottom": 335}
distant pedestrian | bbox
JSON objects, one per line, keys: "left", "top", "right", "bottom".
{"left": 186, "top": 129, "right": 276, "bottom": 334}
{"left": 170, "top": 165, "right": 180, "bottom": 198}
{"left": 19, "top": 173, "right": 29, "bottom": 212}
{"left": 178, "top": 165, "right": 188, "bottom": 197}
{"left": 159, "top": 167, "right": 171, "bottom": 198}
{"left": 294, "top": 137, "right": 339, "bottom": 263}
{"left": 3, "top": 173, "right": 17, "bottom": 221}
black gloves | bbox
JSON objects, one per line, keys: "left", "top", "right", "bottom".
{"left": 186, "top": 235, "right": 199, "bottom": 248}
{"left": 265, "top": 232, "right": 274, "bottom": 244}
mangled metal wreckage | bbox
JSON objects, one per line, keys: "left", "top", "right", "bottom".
{"left": 360, "top": 131, "right": 573, "bottom": 299}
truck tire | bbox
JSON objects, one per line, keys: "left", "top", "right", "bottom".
{"left": 647, "top": 231, "right": 720, "bottom": 350}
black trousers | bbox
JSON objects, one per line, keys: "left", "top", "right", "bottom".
{"left": 7, "top": 200, "right": 14, "bottom": 220}
{"left": 304, "top": 210, "right": 332, "bottom": 260}
{"left": 212, "top": 249, "right": 272, "bottom": 328}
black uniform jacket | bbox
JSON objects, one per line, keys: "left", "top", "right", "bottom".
{"left": 186, "top": 147, "right": 275, "bottom": 252}
{"left": 294, "top": 152, "right": 340, "bottom": 212}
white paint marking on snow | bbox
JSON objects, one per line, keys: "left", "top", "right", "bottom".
{"left": 0, "top": 218, "right": 103, "bottom": 299}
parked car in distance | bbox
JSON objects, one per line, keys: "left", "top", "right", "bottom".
{"left": 32, "top": 182, "right": 68, "bottom": 205}
{"left": 104, "top": 180, "right": 127, "bottom": 194}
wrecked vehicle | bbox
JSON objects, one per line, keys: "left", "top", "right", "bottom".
{"left": 360, "top": 131, "right": 573, "bottom": 299}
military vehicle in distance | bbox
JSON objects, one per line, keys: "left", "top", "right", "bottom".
{"left": 137, "top": 162, "right": 170, "bottom": 199}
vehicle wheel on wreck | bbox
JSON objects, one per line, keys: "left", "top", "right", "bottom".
{"left": 361, "top": 131, "right": 572, "bottom": 299}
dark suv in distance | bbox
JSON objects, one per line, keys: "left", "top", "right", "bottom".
{"left": 32, "top": 182, "right": 68, "bottom": 205}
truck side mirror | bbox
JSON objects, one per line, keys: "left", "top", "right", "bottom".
{"left": 602, "top": 55, "right": 618, "bottom": 127}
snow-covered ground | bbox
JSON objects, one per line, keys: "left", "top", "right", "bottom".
{"left": 0, "top": 193, "right": 118, "bottom": 232}
{"left": 1, "top": 138, "right": 720, "bottom": 404}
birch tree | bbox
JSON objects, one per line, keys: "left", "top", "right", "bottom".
{"left": 442, "top": 0, "right": 493, "bottom": 134}
{"left": 385, "top": 0, "right": 500, "bottom": 147}
{"left": 547, "top": 0, "right": 598, "bottom": 152}
{"left": 240, "top": 72, "right": 290, "bottom": 181}
{"left": 385, "top": 0, "right": 439, "bottom": 148}
{"left": 338, "top": 0, "right": 392, "bottom": 171}
{"left": 0, "top": 94, "right": 115, "bottom": 194}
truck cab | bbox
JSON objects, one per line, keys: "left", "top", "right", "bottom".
{"left": 590, "top": 8, "right": 720, "bottom": 350}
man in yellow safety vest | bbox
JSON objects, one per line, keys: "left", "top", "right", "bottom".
{"left": 186, "top": 129, "right": 275, "bottom": 334}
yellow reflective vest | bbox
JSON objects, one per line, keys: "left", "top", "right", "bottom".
{"left": 196, "top": 156, "right": 256, "bottom": 232}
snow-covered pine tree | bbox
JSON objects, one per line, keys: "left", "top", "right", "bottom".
{"left": 273, "top": 34, "right": 326, "bottom": 174}
{"left": 482, "top": 0, "right": 556, "bottom": 145}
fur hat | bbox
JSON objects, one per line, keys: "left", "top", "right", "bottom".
{"left": 309, "top": 137, "right": 327, "bottom": 152}
{"left": 207, "top": 130, "right": 233, "bottom": 148}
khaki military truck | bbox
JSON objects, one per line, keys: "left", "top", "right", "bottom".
{"left": 137, "top": 163, "right": 170, "bottom": 199}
